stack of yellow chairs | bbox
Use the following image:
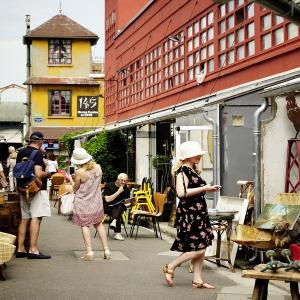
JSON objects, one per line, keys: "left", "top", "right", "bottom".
{"left": 0, "top": 232, "right": 16, "bottom": 280}
{"left": 131, "top": 178, "right": 155, "bottom": 213}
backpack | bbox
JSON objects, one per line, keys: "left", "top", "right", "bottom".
{"left": 13, "top": 150, "right": 42, "bottom": 199}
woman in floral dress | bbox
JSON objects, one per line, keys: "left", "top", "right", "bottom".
{"left": 163, "top": 141, "right": 221, "bottom": 289}
{"left": 70, "top": 148, "right": 111, "bottom": 260}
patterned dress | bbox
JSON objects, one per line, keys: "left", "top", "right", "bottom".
{"left": 72, "top": 165, "right": 104, "bottom": 227}
{"left": 171, "top": 165, "right": 214, "bottom": 252}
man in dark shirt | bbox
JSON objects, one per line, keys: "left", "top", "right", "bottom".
{"left": 15, "top": 132, "right": 52, "bottom": 259}
{"left": 102, "top": 173, "right": 130, "bottom": 241}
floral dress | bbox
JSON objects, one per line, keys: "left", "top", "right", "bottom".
{"left": 170, "top": 166, "right": 214, "bottom": 252}
{"left": 72, "top": 166, "right": 104, "bottom": 227}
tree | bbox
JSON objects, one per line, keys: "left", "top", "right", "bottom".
{"left": 82, "top": 130, "right": 127, "bottom": 182}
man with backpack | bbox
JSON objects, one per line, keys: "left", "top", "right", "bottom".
{"left": 15, "top": 132, "right": 52, "bottom": 259}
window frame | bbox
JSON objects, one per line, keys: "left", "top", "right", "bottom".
{"left": 48, "top": 90, "right": 72, "bottom": 116}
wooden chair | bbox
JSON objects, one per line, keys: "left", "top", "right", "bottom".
{"left": 130, "top": 192, "right": 167, "bottom": 240}
{"left": 50, "top": 173, "right": 65, "bottom": 210}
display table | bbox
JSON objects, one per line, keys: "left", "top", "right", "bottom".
{"left": 206, "top": 213, "right": 235, "bottom": 272}
{"left": 242, "top": 267, "right": 300, "bottom": 300}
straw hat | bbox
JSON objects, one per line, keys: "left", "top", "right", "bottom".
{"left": 179, "top": 141, "right": 206, "bottom": 160}
{"left": 71, "top": 148, "right": 92, "bottom": 165}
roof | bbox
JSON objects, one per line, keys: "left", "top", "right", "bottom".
{"left": 24, "top": 14, "right": 98, "bottom": 45}
{"left": 0, "top": 102, "right": 25, "bottom": 122}
{"left": 24, "top": 77, "right": 100, "bottom": 86}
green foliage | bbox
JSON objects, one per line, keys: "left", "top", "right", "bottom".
{"left": 82, "top": 130, "right": 127, "bottom": 182}
{"left": 57, "top": 155, "right": 67, "bottom": 169}
{"left": 59, "top": 130, "right": 89, "bottom": 156}
{"left": 151, "top": 155, "right": 172, "bottom": 170}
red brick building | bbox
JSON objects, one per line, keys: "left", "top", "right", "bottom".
{"left": 104, "top": 0, "right": 300, "bottom": 204}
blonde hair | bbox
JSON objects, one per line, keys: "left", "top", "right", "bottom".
{"left": 171, "top": 159, "right": 201, "bottom": 176}
{"left": 80, "top": 160, "right": 95, "bottom": 171}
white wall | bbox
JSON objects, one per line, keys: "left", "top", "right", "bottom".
{"left": 262, "top": 95, "right": 299, "bottom": 203}
{"left": 135, "top": 124, "right": 156, "bottom": 185}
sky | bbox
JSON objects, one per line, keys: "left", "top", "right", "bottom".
{"left": 0, "top": 0, "right": 105, "bottom": 101}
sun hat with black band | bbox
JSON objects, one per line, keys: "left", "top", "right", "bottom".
{"left": 179, "top": 141, "right": 207, "bottom": 160}
{"left": 71, "top": 148, "right": 92, "bottom": 165}
{"left": 30, "top": 131, "right": 44, "bottom": 141}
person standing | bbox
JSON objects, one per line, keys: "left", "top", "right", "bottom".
{"left": 70, "top": 147, "right": 111, "bottom": 260}
{"left": 102, "top": 173, "right": 130, "bottom": 241}
{"left": 47, "top": 152, "right": 59, "bottom": 176}
{"left": 163, "top": 141, "right": 221, "bottom": 289}
{"left": 16, "top": 132, "right": 52, "bottom": 259}
{"left": 7, "top": 146, "right": 17, "bottom": 192}
{"left": 0, "top": 161, "right": 8, "bottom": 189}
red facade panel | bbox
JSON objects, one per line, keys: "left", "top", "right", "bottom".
{"left": 105, "top": 0, "right": 300, "bottom": 125}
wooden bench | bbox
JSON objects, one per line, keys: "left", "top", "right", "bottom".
{"left": 242, "top": 267, "right": 300, "bottom": 300}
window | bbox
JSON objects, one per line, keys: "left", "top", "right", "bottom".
{"left": 274, "top": 28, "right": 284, "bottom": 45}
{"left": 262, "top": 14, "right": 271, "bottom": 30}
{"left": 262, "top": 33, "right": 271, "bottom": 49}
{"left": 48, "top": 39, "right": 72, "bottom": 64}
{"left": 49, "top": 90, "right": 71, "bottom": 116}
{"left": 288, "top": 23, "right": 299, "bottom": 39}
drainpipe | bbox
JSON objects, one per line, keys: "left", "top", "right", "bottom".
{"left": 253, "top": 98, "right": 268, "bottom": 221}
{"left": 25, "top": 15, "right": 31, "bottom": 141}
{"left": 203, "top": 107, "right": 219, "bottom": 208}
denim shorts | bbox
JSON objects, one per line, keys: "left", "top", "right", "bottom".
{"left": 20, "top": 190, "right": 51, "bottom": 219}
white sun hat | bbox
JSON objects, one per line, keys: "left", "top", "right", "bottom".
{"left": 71, "top": 148, "right": 92, "bottom": 165}
{"left": 179, "top": 141, "right": 207, "bottom": 160}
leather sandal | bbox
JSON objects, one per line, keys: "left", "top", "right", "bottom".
{"left": 163, "top": 264, "right": 174, "bottom": 287}
{"left": 192, "top": 281, "right": 215, "bottom": 289}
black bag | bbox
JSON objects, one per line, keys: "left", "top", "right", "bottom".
{"left": 13, "top": 150, "right": 42, "bottom": 199}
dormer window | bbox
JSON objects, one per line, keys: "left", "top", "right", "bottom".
{"left": 48, "top": 39, "right": 72, "bottom": 64}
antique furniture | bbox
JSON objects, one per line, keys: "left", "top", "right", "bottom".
{"left": 242, "top": 267, "right": 300, "bottom": 300}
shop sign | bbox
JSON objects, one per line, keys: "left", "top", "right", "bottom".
{"left": 77, "top": 96, "right": 98, "bottom": 117}
{"left": 33, "top": 114, "right": 43, "bottom": 123}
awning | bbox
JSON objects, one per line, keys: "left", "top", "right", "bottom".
{"left": 0, "top": 128, "right": 23, "bottom": 143}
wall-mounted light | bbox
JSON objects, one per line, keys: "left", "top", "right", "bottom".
{"left": 168, "top": 32, "right": 184, "bottom": 43}
{"left": 117, "top": 68, "right": 127, "bottom": 75}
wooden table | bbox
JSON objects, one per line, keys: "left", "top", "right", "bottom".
{"left": 242, "top": 267, "right": 300, "bottom": 300}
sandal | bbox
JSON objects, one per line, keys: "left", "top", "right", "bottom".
{"left": 192, "top": 281, "right": 215, "bottom": 289}
{"left": 80, "top": 251, "right": 94, "bottom": 261}
{"left": 163, "top": 264, "right": 174, "bottom": 287}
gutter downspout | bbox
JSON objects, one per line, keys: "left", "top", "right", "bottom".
{"left": 25, "top": 15, "right": 31, "bottom": 142}
{"left": 253, "top": 98, "right": 268, "bottom": 221}
{"left": 203, "top": 107, "right": 220, "bottom": 208}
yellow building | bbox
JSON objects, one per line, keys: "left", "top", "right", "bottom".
{"left": 23, "top": 14, "right": 104, "bottom": 149}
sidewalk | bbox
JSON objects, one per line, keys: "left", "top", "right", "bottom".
{"left": 0, "top": 206, "right": 292, "bottom": 300}
{"left": 159, "top": 222, "right": 291, "bottom": 300}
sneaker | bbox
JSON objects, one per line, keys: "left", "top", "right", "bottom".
{"left": 110, "top": 219, "right": 117, "bottom": 229}
{"left": 113, "top": 233, "right": 125, "bottom": 241}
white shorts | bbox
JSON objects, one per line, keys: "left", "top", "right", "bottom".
{"left": 20, "top": 190, "right": 51, "bottom": 219}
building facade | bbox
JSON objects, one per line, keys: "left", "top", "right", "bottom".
{"left": 23, "top": 14, "right": 104, "bottom": 152}
{"left": 104, "top": 0, "right": 300, "bottom": 206}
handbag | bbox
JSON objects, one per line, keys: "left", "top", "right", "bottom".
{"left": 60, "top": 193, "right": 75, "bottom": 215}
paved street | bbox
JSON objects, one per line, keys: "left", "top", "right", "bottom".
{"left": 1, "top": 204, "right": 292, "bottom": 300}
